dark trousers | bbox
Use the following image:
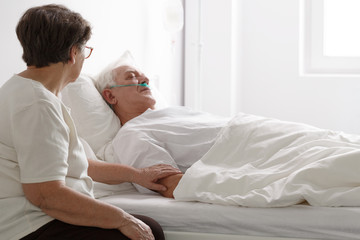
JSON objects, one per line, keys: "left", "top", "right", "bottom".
{"left": 21, "top": 214, "right": 165, "bottom": 240}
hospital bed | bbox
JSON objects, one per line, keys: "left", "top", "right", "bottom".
{"left": 99, "top": 187, "right": 360, "bottom": 240}
{"left": 61, "top": 74, "right": 360, "bottom": 240}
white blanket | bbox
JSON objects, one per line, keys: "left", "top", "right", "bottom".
{"left": 174, "top": 113, "right": 360, "bottom": 207}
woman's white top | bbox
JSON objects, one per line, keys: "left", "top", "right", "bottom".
{"left": 0, "top": 75, "right": 93, "bottom": 240}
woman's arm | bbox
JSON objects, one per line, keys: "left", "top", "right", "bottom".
{"left": 22, "top": 180, "right": 154, "bottom": 240}
{"left": 87, "top": 159, "right": 182, "bottom": 192}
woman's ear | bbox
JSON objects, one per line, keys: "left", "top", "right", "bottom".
{"left": 102, "top": 89, "right": 117, "bottom": 105}
{"left": 69, "top": 46, "right": 77, "bottom": 64}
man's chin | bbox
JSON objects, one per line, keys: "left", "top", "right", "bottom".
{"left": 150, "top": 99, "right": 156, "bottom": 109}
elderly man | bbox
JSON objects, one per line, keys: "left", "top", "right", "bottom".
{"left": 94, "top": 61, "right": 360, "bottom": 208}
{"left": 95, "top": 63, "right": 229, "bottom": 198}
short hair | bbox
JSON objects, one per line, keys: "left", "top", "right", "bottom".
{"left": 94, "top": 51, "right": 136, "bottom": 94}
{"left": 94, "top": 65, "right": 117, "bottom": 95}
{"left": 16, "top": 4, "right": 92, "bottom": 67}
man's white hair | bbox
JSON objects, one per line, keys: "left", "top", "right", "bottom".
{"left": 94, "top": 50, "right": 136, "bottom": 94}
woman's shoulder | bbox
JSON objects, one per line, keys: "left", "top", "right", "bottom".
{"left": 2, "top": 75, "right": 61, "bottom": 114}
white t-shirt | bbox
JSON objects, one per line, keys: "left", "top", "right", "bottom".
{"left": 111, "top": 107, "right": 229, "bottom": 192}
{"left": 0, "top": 75, "right": 94, "bottom": 240}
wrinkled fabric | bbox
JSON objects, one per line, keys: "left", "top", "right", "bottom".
{"left": 174, "top": 113, "right": 360, "bottom": 207}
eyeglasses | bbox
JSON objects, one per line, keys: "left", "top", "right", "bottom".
{"left": 84, "top": 46, "right": 93, "bottom": 59}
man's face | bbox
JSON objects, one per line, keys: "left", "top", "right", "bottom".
{"left": 110, "top": 65, "right": 156, "bottom": 112}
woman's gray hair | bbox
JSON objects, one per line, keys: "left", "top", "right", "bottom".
{"left": 94, "top": 50, "right": 136, "bottom": 94}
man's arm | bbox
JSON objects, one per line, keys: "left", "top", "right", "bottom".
{"left": 87, "top": 158, "right": 182, "bottom": 192}
{"left": 156, "top": 173, "right": 184, "bottom": 198}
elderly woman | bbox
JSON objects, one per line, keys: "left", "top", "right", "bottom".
{"left": 0, "top": 4, "right": 180, "bottom": 240}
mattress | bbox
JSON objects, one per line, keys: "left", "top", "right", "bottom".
{"left": 99, "top": 189, "right": 360, "bottom": 240}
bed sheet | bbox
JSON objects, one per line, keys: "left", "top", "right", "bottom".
{"left": 99, "top": 190, "right": 360, "bottom": 240}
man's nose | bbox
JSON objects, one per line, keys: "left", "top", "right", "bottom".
{"left": 138, "top": 76, "right": 149, "bottom": 84}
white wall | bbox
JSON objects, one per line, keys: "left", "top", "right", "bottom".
{"left": 0, "top": 0, "right": 184, "bottom": 105}
{"left": 185, "top": 0, "right": 360, "bottom": 134}
{"left": 241, "top": 0, "right": 360, "bottom": 134}
{"left": 184, "top": 0, "right": 235, "bottom": 116}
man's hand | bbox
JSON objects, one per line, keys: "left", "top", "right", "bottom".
{"left": 133, "top": 164, "right": 182, "bottom": 192}
{"left": 156, "top": 173, "right": 183, "bottom": 198}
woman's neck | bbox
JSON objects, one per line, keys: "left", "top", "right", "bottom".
{"left": 18, "top": 64, "right": 71, "bottom": 96}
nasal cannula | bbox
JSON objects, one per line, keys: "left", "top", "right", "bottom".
{"left": 109, "top": 83, "right": 150, "bottom": 89}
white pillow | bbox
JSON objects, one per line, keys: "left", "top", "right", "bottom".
{"left": 61, "top": 74, "right": 121, "bottom": 153}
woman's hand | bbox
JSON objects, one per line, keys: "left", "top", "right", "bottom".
{"left": 118, "top": 212, "right": 155, "bottom": 240}
{"left": 133, "top": 164, "right": 182, "bottom": 192}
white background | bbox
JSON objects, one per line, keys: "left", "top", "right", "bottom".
{"left": 184, "top": 0, "right": 360, "bottom": 134}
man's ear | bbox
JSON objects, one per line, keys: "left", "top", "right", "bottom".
{"left": 102, "top": 89, "right": 117, "bottom": 105}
